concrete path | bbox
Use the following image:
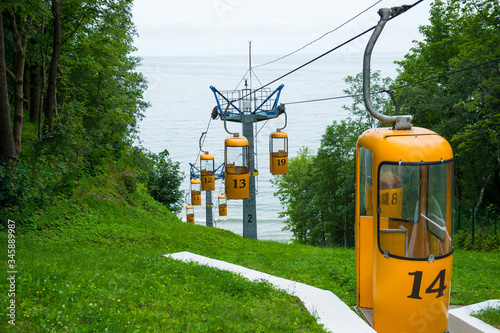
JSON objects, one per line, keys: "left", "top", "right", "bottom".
{"left": 448, "top": 299, "right": 500, "bottom": 333}
{"left": 165, "top": 251, "right": 376, "bottom": 333}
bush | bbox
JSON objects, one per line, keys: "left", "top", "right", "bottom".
{"left": 454, "top": 228, "right": 500, "bottom": 252}
{"left": 146, "top": 149, "right": 184, "bottom": 214}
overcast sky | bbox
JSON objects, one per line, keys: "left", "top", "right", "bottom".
{"left": 131, "top": 0, "right": 432, "bottom": 58}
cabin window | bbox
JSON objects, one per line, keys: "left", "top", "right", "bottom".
{"left": 378, "top": 161, "right": 454, "bottom": 259}
{"left": 226, "top": 145, "right": 249, "bottom": 174}
{"left": 359, "top": 147, "right": 373, "bottom": 216}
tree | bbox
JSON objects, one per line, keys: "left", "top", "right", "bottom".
{"left": 5, "top": 7, "right": 32, "bottom": 155}
{"left": 272, "top": 148, "right": 321, "bottom": 245}
{"left": 44, "top": 0, "right": 61, "bottom": 131}
{"left": 316, "top": 119, "right": 366, "bottom": 247}
{"left": 272, "top": 70, "right": 393, "bottom": 246}
{"left": 147, "top": 150, "right": 184, "bottom": 214}
{"left": 394, "top": 0, "right": 500, "bottom": 210}
{"left": 1, "top": 0, "right": 152, "bottom": 224}
{"left": 0, "top": 11, "right": 16, "bottom": 162}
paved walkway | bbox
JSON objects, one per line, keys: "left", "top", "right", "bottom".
{"left": 166, "top": 251, "right": 376, "bottom": 333}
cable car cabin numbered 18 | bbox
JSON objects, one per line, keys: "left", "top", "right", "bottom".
{"left": 270, "top": 130, "right": 288, "bottom": 175}
{"left": 200, "top": 152, "right": 215, "bottom": 191}
{"left": 225, "top": 134, "right": 249, "bottom": 199}
{"left": 355, "top": 127, "right": 454, "bottom": 333}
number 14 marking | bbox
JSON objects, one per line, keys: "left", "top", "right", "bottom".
{"left": 408, "top": 269, "right": 447, "bottom": 299}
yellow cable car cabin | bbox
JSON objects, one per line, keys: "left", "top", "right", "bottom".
{"left": 270, "top": 130, "right": 288, "bottom": 175}
{"left": 185, "top": 204, "right": 195, "bottom": 224}
{"left": 190, "top": 178, "right": 202, "bottom": 205}
{"left": 355, "top": 127, "right": 454, "bottom": 333}
{"left": 218, "top": 194, "right": 227, "bottom": 216}
{"left": 225, "top": 134, "right": 249, "bottom": 199}
{"left": 200, "top": 152, "right": 215, "bottom": 191}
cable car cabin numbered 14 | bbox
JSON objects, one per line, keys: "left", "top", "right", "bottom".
{"left": 270, "top": 130, "right": 288, "bottom": 175}
{"left": 200, "top": 152, "right": 215, "bottom": 191}
{"left": 225, "top": 134, "right": 249, "bottom": 199}
{"left": 355, "top": 127, "right": 454, "bottom": 333}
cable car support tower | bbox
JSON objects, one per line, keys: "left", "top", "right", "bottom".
{"left": 210, "top": 42, "right": 285, "bottom": 239}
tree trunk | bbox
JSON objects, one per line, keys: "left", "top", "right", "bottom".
{"left": 7, "top": 8, "right": 31, "bottom": 156}
{"left": 23, "top": 61, "right": 30, "bottom": 115}
{"left": 0, "top": 13, "right": 16, "bottom": 161}
{"left": 30, "top": 62, "right": 41, "bottom": 123}
{"left": 44, "top": 0, "right": 61, "bottom": 131}
{"left": 29, "top": 42, "right": 43, "bottom": 124}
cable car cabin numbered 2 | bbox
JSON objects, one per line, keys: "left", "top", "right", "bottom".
{"left": 355, "top": 127, "right": 454, "bottom": 333}
{"left": 225, "top": 134, "right": 250, "bottom": 199}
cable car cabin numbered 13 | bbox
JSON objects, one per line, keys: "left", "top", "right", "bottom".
{"left": 200, "top": 152, "right": 215, "bottom": 191}
{"left": 270, "top": 130, "right": 288, "bottom": 175}
{"left": 225, "top": 134, "right": 249, "bottom": 199}
{"left": 355, "top": 127, "right": 454, "bottom": 333}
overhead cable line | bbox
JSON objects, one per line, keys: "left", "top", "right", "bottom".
{"left": 253, "top": 0, "right": 383, "bottom": 69}
{"left": 192, "top": 116, "right": 213, "bottom": 169}
{"left": 392, "top": 57, "right": 500, "bottom": 90}
{"left": 248, "top": 0, "right": 423, "bottom": 97}
{"left": 220, "top": 0, "right": 423, "bottom": 112}
{"left": 284, "top": 57, "right": 500, "bottom": 105}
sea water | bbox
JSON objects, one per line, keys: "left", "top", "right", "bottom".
{"left": 135, "top": 52, "right": 400, "bottom": 242}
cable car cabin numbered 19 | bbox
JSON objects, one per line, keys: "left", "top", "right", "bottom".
{"left": 270, "top": 130, "right": 288, "bottom": 175}
{"left": 225, "top": 134, "right": 250, "bottom": 199}
{"left": 355, "top": 127, "right": 454, "bottom": 333}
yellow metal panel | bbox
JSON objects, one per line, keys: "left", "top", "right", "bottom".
{"left": 373, "top": 254, "right": 452, "bottom": 333}
{"left": 191, "top": 190, "right": 201, "bottom": 205}
{"left": 201, "top": 172, "right": 215, "bottom": 191}
{"left": 225, "top": 135, "right": 249, "bottom": 147}
{"left": 225, "top": 173, "right": 249, "bottom": 199}
{"left": 357, "top": 216, "right": 374, "bottom": 308}
{"left": 358, "top": 127, "right": 453, "bottom": 164}
{"left": 271, "top": 154, "right": 288, "bottom": 175}
{"left": 200, "top": 153, "right": 214, "bottom": 160}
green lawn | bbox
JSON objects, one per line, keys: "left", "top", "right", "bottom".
{"left": 1, "top": 175, "right": 499, "bottom": 332}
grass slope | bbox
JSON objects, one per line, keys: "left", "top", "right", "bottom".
{"left": 1, "top": 168, "right": 499, "bottom": 332}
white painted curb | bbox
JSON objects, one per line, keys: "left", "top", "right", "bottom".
{"left": 165, "top": 251, "right": 376, "bottom": 333}
{"left": 448, "top": 299, "right": 500, "bottom": 333}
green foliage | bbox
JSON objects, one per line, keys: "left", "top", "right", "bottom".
{"left": 1, "top": 172, "right": 498, "bottom": 331}
{"left": 0, "top": 173, "right": 328, "bottom": 332}
{"left": 394, "top": 0, "right": 500, "bottom": 210}
{"left": 146, "top": 149, "right": 185, "bottom": 214}
{"left": 273, "top": 71, "right": 391, "bottom": 247}
{"left": 453, "top": 229, "right": 500, "bottom": 252}
{"left": 0, "top": 0, "right": 189, "bottom": 228}
{"left": 471, "top": 306, "right": 500, "bottom": 329}
{"left": 450, "top": 250, "right": 500, "bottom": 305}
